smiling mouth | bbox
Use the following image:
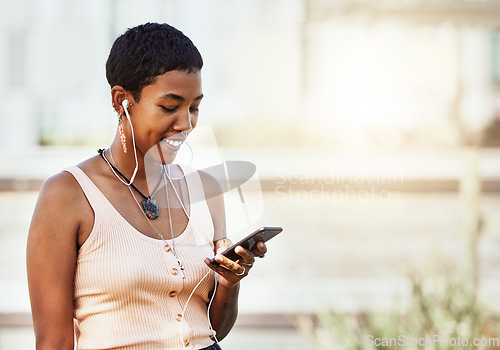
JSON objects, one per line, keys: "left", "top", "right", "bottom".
{"left": 162, "top": 138, "right": 184, "bottom": 148}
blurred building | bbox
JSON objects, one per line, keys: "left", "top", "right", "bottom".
{"left": 0, "top": 0, "right": 499, "bottom": 150}
{"left": 302, "top": 0, "right": 500, "bottom": 148}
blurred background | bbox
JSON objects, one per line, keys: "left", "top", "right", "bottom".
{"left": 1, "top": 0, "right": 500, "bottom": 349}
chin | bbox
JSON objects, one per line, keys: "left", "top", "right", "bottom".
{"left": 144, "top": 143, "right": 177, "bottom": 165}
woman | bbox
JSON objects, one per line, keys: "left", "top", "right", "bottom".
{"left": 26, "top": 22, "right": 266, "bottom": 350}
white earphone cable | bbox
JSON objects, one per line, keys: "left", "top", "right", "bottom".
{"left": 165, "top": 164, "right": 219, "bottom": 346}
{"left": 121, "top": 99, "right": 139, "bottom": 185}
{"left": 161, "top": 139, "right": 194, "bottom": 180}
{"left": 179, "top": 269, "right": 219, "bottom": 346}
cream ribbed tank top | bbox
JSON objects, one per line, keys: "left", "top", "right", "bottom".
{"left": 65, "top": 165, "right": 217, "bottom": 350}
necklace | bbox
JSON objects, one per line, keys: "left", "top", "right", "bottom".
{"left": 98, "top": 148, "right": 162, "bottom": 220}
{"left": 126, "top": 177, "right": 186, "bottom": 279}
{"left": 100, "top": 148, "right": 187, "bottom": 277}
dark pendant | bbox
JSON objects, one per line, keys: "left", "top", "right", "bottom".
{"left": 141, "top": 198, "right": 159, "bottom": 220}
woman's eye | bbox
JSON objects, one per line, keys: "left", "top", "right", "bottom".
{"left": 161, "top": 106, "right": 177, "bottom": 112}
{"left": 190, "top": 107, "right": 199, "bottom": 113}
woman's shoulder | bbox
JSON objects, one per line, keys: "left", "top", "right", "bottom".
{"left": 31, "top": 171, "right": 89, "bottom": 243}
{"left": 196, "top": 168, "right": 223, "bottom": 199}
{"left": 41, "top": 170, "right": 81, "bottom": 198}
{"left": 175, "top": 163, "right": 223, "bottom": 199}
{"left": 40, "top": 155, "right": 102, "bottom": 203}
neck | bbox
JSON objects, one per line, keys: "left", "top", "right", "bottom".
{"left": 108, "top": 135, "right": 166, "bottom": 185}
{"left": 109, "top": 134, "right": 145, "bottom": 184}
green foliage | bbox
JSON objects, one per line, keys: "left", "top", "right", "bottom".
{"left": 300, "top": 267, "right": 500, "bottom": 350}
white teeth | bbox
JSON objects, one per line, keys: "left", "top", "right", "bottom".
{"left": 163, "top": 139, "right": 182, "bottom": 147}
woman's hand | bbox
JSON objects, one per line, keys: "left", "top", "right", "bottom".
{"left": 204, "top": 239, "right": 267, "bottom": 288}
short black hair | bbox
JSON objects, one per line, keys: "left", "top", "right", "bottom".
{"left": 106, "top": 22, "right": 203, "bottom": 101}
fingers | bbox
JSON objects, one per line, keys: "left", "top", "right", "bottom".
{"left": 252, "top": 241, "right": 267, "bottom": 258}
{"left": 205, "top": 246, "right": 251, "bottom": 281}
{"left": 204, "top": 254, "right": 247, "bottom": 283}
{"left": 206, "top": 240, "right": 269, "bottom": 286}
{"left": 216, "top": 253, "right": 245, "bottom": 274}
{"left": 234, "top": 246, "right": 255, "bottom": 266}
{"left": 215, "top": 238, "right": 233, "bottom": 254}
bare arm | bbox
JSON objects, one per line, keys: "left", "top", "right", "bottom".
{"left": 198, "top": 171, "right": 237, "bottom": 339}
{"left": 27, "top": 172, "right": 89, "bottom": 350}
{"left": 199, "top": 171, "right": 266, "bottom": 340}
{"left": 206, "top": 239, "right": 266, "bottom": 341}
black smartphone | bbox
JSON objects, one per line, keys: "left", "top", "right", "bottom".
{"left": 209, "top": 226, "right": 283, "bottom": 266}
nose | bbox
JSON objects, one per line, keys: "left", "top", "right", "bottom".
{"left": 174, "top": 109, "right": 193, "bottom": 134}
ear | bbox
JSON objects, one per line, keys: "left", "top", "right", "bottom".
{"left": 111, "top": 86, "right": 130, "bottom": 114}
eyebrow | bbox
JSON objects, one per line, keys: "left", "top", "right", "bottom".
{"left": 159, "top": 93, "right": 204, "bottom": 101}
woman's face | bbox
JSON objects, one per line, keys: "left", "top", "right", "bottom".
{"left": 126, "top": 70, "right": 203, "bottom": 165}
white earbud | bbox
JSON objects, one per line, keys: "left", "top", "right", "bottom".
{"left": 122, "top": 99, "right": 131, "bottom": 121}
